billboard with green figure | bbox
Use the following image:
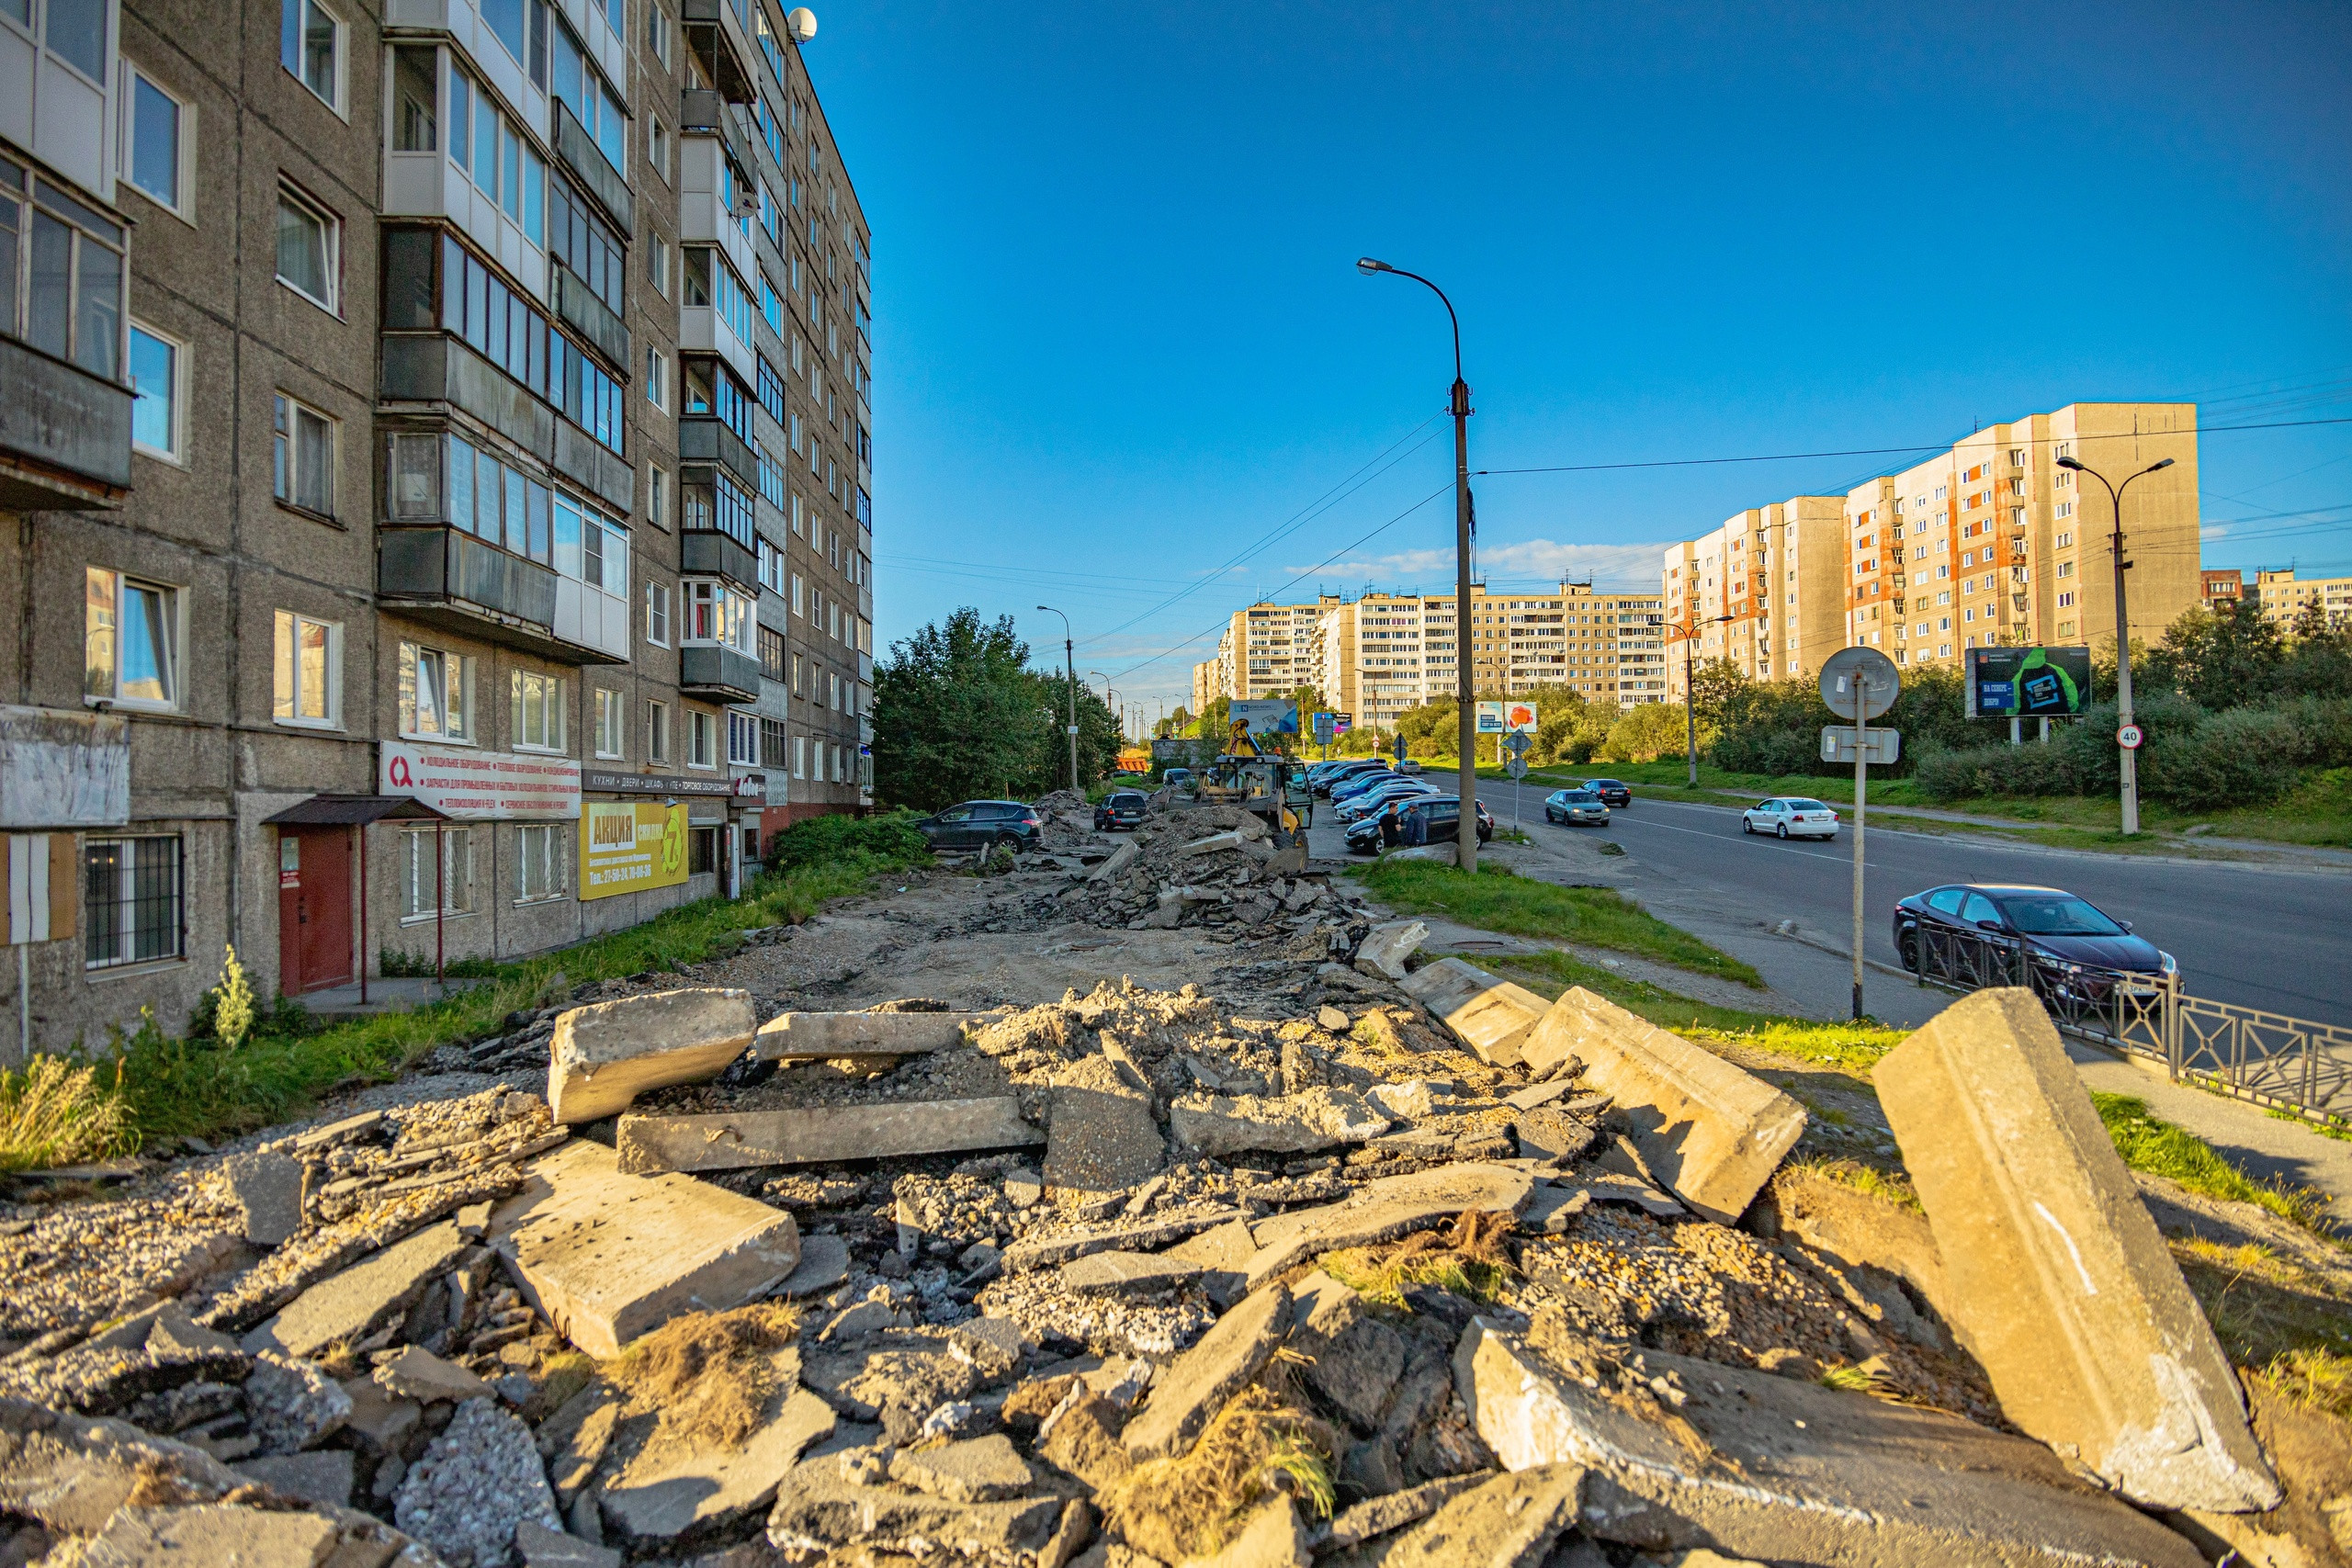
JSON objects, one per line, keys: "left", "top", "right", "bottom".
{"left": 1965, "top": 645, "right": 2089, "bottom": 718}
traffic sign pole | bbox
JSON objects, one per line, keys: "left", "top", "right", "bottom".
{"left": 1821, "top": 648, "right": 1899, "bottom": 1022}
{"left": 1852, "top": 668, "right": 1867, "bottom": 1022}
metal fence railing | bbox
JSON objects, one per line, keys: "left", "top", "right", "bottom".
{"left": 1905, "top": 922, "right": 2352, "bottom": 1124}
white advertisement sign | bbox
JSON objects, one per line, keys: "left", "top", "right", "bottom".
{"left": 379, "top": 742, "right": 581, "bottom": 819}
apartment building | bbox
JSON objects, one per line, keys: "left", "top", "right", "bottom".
{"left": 0, "top": 0, "right": 873, "bottom": 1062}
{"left": 1191, "top": 597, "right": 1331, "bottom": 714}
{"left": 2255, "top": 569, "right": 2352, "bottom": 626}
{"left": 1660, "top": 405, "right": 2201, "bottom": 693}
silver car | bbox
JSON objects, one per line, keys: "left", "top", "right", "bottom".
{"left": 1544, "top": 788, "right": 1610, "bottom": 826}
{"left": 1742, "top": 796, "right": 1839, "bottom": 840}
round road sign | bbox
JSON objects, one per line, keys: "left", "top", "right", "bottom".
{"left": 2118, "top": 723, "right": 2144, "bottom": 750}
{"left": 1819, "top": 647, "right": 1901, "bottom": 723}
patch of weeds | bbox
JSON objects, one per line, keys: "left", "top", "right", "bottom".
{"left": 0, "top": 1055, "right": 135, "bottom": 1173}
{"left": 1321, "top": 1212, "right": 1517, "bottom": 1309}
{"left": 2267, "top": 1106, "right": 2352, "bottom": 1144}
{"left": 2260, "top": 1347, "right": 2352, "bottom": 1422}
{"left": 608, "top": 1303, "right": 801, "bottom": 1449}
{"left": 1817, "top": 1363, "right": 1875, "bottom": 1393}
{"left": 1789, "top": 1156, "right": 1922, "bottom": 1214}
{"left": 1101, "top": 1384, "right": 1335, "bottom": 1563}
{"left": 2094, "top": 1093, "right": 2336, "bottom": 1239}
{"left": 1597, "top": 840, "right": 1626, "bottom": 856}
{"left": 2176, "top": 1244, "right": 2352, "bottom": 1371}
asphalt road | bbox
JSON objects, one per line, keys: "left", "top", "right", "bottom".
{"left": 1514, "top": 792, "right": 2352, "bottom": 1027}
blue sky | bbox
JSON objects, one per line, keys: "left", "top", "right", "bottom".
{"left": 809, "top": 2, "right": 2352, "bottom": 717}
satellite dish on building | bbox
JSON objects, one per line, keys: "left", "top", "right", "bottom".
{"left": 786, "top": 6, "right": 818, "bottom": 41}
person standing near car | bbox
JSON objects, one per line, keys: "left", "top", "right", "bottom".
{"left": 1401, "top": 802, "right": 1429, "bottom": 847}
{"left": 1379, "top": 800, "right": 1405, "bottom": 851}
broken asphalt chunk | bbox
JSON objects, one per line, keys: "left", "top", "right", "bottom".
{"left": 1170, "top": 1087, "right": 1390, "bottom": 1157}
{"left": 1354, "top": 919, "right": 1429, "bottom": 980}
{"left": 1121, "top": 1281, "right": 1293, "bottom": 1461}
{"left": 239, "top": 1220, "right": 469, "bottom": 1360}
{"left": 1400, "top": 958, "right": 1547, "bottom": 1066}
{"left": 753, "top": 1009, "right": 981, "bottom": 1060}
{"left": 547, "top": 987, "right": 757, "bottom": 1125}
{"left": 615, "top": 1096, "right": 1041, "bottom": 1174}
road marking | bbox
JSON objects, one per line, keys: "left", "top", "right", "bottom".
{"left": 1552, "top": 813, "right": 1885, "bottom": 871}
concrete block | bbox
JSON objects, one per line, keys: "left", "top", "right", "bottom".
{"left": 240, "top": 1221, "right": 469, "bottom": 1359}
{"left": 547, "top": 987, "right": 756, "bottom": 1125}
{"left": 1122, "top": 1282, "right": 1294, "bottom": 1461}
{"left": 1399, "top": 958, "right": 1547, "bottom": 1066}
{"left": 1520, "top": 987, "right": 1805, "bottom": 1224}
{"left": 1874, "top": 987, "right": 2278, "bottom": 1513}
{"left": 1353, "top": 920, "right": 1428, "bottom": 980}
{"left": 222, "top": 1152, "right": 305, "bottom": 1246}
{"left": 1087, "top": 841, "right": 1139, "bottom": 883}
{"left": 616, "top": 1097, "right": 1041, "bottom": 1175}
{"left": 753, "top": 1010, "right": 978, "bottom": 1060}
{"left": 1456, "top": 1320, "right": 2204, "bottom": 1567}
{"left": 1180, "top": 830, "right": 1248, "bottom": 855}
{"left": 489, "top": 1139, "right": 801, "bottom": 1359}
{"left": 372, "top": 1346, "right": 493, "bottom": 1404}
{"left": 1169, "top": 1087, "right": 1390, "bottom": 1157}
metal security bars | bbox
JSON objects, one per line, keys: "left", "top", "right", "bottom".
{"left": 1906, "top": 922, "right": 2352, "bottom": 1123}
{"left": 84, "top": 835, "right": 185, "bottom": 970}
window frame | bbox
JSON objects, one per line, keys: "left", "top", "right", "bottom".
{"left": 514, "top": 820, "right": 570, "bottom": 903}
{"left": 127, "top": 319, "right": 186, "bottom": 463}
{"left": 727, "top": 708, "right": 759, "bottom": 766}
{"left": 273, "top": 182, "right": 342, "bottom": 314}
{"left": 400, "top": 825, "right": 477, "bottom": 921}
{"left": 279, "top": 0, "right": 347, "bottom": 114}
{"left": 119, "top": 58, "right": 196, "bottom": 222}
{"left": 646, "top": 697, "right": 670, "bottom": 762}
{"left": 397, "top": 639, "right": 473, "bottom": 742}
{"left": 84, "top": 566, "right": 183, "bottom": 713}
{"left": 272, "top": 391, "right": 337, "bottom": 518}
{"left": 83, "top": 834, "right": 186, "bottom": 972}
{"left": 271, "top": 607, "right": 343, "bottom": 728}
{"left": 687, "top": 707, "right": 717, "bottom": 770}
{"left": 644, "top": 580, "right": 670, "bottom": 645}
{"left": 594, "top": 685, "right": 626, "bottom": 759}
{"left": 510, "top": 668, "right": 569, "bottom": 753}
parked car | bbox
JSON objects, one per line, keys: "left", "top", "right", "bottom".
{"left": 1544, "top": 788, "right": 1610, "bottom": 826}
{"left": 1093, "top": 790, "right": 1148, "bottom": 831}
{"left": 1334, "top": 780, "right": 1441, "bottom": 822}
{"left": 1741, "top": 797, "right": 1838, "bottom": 840}
{"left": 1161, "top": 768, "right": 1194, "bottom": 792}
{"left": 1583, "top": 778, "right": 1633, "bottom": 807}
{"left": 1396, "top": 759, "right": 1424, "bottom": 774}
{"left": 915, "top": 801, "right": 1044, "bottom": 852}
{"left": 1893, "top": 883, "right": 2176, "bottom": 989}
{"left": 1317, "top": 761, "right": 1391, "bottom": 797}
{"left": 1332, "top": 768, "right": 1405, "bottom": 805}
{"left": 1344, "top": 795, "right": 1495, "bottom": 854}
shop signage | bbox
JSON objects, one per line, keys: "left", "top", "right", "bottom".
{"left": 580, "top": 802, "right": 690, "bottom": 900}
{"left": 379, "top": 742, "right": 580, "bottom": 819}
{"left": 582, "top": 769, "right": 738, "bottom": 797}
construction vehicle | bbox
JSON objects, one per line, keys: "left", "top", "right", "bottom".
{"left": 1193, "top": 719, "right": 1312, "bottom": 837}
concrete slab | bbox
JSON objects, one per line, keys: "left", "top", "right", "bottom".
{"left": 1456, "top": 1319, "right": 2204, "bottom": 1568}
{"left": 1060, "top": 1251, "right": 1203, "bottom": 1294}
{"left": 753, "top": 1010, "right": 979, "bottom": 1060}
{"left": 372, "top": 1346, "right": 493, "bottom": 1404}
{"left": 489, "top": 1139, "right": 801, "bottom": 1359}
{"left": 223, "top": 1152, "right": 305, "bottom": 1246}
{"left": 1520, "top": 987, "right": 1806, "bottom": 1225}
{"left": 1875, "top": 987, "right": 2278, "bottom": 1514}
{"left": 1170, "top": 1087, "right": 1391, "bottom": 1157}
{"left": 887, "top": 1433, "right": 1034, "bottom": 1503}
{"left": 616, "top": 1097, "right": 1040, "bottom": 1175}
{"left": 775, "top": 1234, "right": 852, "bottom": 1298}
{"left": 1045, "top": 1063, "right": 1166, "bottom": 1196}
{"left": 1241, "top": 1163, "right": 1535, "bottom": 1291}
{"left": 548, "top": 987, "right": 756, "bottom": 1125}
{"left": 765, "top": 1456, "right": 1063, "bottom": 1554}
{"left": 1400, "top": 959, "right": 1548, "bottom": 1067}
{"left": 73, "top": 1504, "right": 342, "bottom": 1566}
{"left": 240, "top": 1221, "right": 468, "bottom": 1359}
{"left": 600, "top": 1375, "right": 835, "bottom": 1541}
{"left": 1087, "top": 841, "right": 1139, "bottom": 883}
{"left": 1354, "top": 920, "right": 1429, "bottom": 980}
{"left": 1378, "top": 1466, "right": 1581, "bottom": 1568}
{"left": 232, "top": 1450, "right": 354, "bottom": 1508}
{"left": 1122, "top": 1281, "right": 1293, "bottom": 1461}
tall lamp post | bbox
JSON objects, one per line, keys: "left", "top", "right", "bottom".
{"left": 1036, "top": 604, "right": 1080, "bottom": 795}
{"left": 2055, "top": 456, "right": 2174, "bottom": 836}
{"left": 1358, "top": 256, "right": 1478, "bottom": 872}
{"left": 1668, "top": 614, "right": 1735, "bottom": 786}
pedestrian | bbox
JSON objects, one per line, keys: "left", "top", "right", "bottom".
{"left": 1379, "top": 802, "right": 1404, "bottom": 851}
{"left": 1402, "top": 804, "right": 1428, "bottom": 847}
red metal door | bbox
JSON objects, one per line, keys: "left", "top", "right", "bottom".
{"left": 277, "top": 828, "right": 354, "bottom": 993}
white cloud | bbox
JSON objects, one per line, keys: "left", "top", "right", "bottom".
{"left": 2199, "top": 525, "right": 2230, "bottom": 542}
{"left": 1295, "top": 537, "right": 1673, "bottom": 592}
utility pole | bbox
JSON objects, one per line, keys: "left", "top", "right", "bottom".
{"left": 1037, "top": 604, "right": 1080, "bottom": 795}
{"left": 1359, "top": 257, "right": 1478, "bottom": 873}
{"left": 2056, "top": 456, "right": 2173, "bottom": 835}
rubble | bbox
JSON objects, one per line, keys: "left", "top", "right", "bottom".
{"left": 754, "top": 1009, "right": 981, "bottom": 1061}
{"left": 1353, "top": 919, "right": 1429, "bottom": 980}
{"left": 1876, "top": 987, "right": 2279, "bottom": 1514}
{"left": 616, "top": 1097, "right": 1041, "bottom": 1174}
{"left": 222, "top": 1151, "right": 306, "bottom": 1246}
{"left": 1399, "top": 959, "right": 1547, "bottom": 1066}
{"left": 547, "top": 987, "right": 757, "bottom": 1124}
{"left": 395, "top": 1395, "right": 565, "bottom": 1563}
{"left": 1170, "top": 1086, "right": 1390, "bottom": 1156}
{"left": 240, "top": 1219, "right": 469, "bottom": 1359}
{"left": 1121, "top": 1282, "right": 1293, "bottom": 1460}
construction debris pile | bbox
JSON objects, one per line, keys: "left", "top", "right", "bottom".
{"left": 0, "top": 851, "right": 2336, "bottom": 1565}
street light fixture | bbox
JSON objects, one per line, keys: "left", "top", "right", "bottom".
{"left": 2055, "top": 455, "right": 2174, "bottom": 835}
{"left": 1036, "top": 605, "right": 1080, "bottom": 795}
{"left": 1667, "top": 614, "right": 1736, "bottom": 786}
{"left": 1357, "top": 256, "right": 1478, "bottom": 872}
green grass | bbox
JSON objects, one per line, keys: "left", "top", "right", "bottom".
{"left": 2094, "top": 1092, "right": 2336, "bottom": 1237}
{"left": 56, "top": 827, "right": 933, "bottom": 1160}
{"left": 1354, "top": 860, "right": 1763, "bottom": 987}
{"left": 2269, "top": 1107, "right": 2352, "bottom": 1144}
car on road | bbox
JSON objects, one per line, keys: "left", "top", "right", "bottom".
{"left": 1321, "top": 762, "right": 1394, "bottom": 799}
{"left": 1334, "top": 780, "right": 1441, "bottom": 822}
{"left": 1161, "top": 768, "right": 1194, "bottom": 792}
{"left": 1742, "top": 797, "right": 1839, "bottom": 840}
{"left": 1344, "top": 795, "right": 1494, "bottom": 854}
{"left": 916, "top": 801, "right": 1045, "bottom": 852}
{"left": 1396, "top": 759, "right": 1424, "bottom": 774}
{"left": 1093, "top": 790, "right": 1148, "bottom": 831}
{"left": 1893, "top": 883, "right": 2176, "bottom": 989}
{"left": 1331, "top": 770, "right": 1408, "bottom": 807}
{"left": 1544, "top": 788, "right": 1610, "bottom": 826}
{"left": 1583, "top": 779, "right": 1633, "bottom": 807}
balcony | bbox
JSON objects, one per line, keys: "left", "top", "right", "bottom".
{"left": 681, "top": 526, "right": 758, "bottom": 591}
{"left": 679, "top": 89, "right": 755, "bottom": 184}
{"left": 554, "top": 100, "right": 632, "bottom": 232}
{"left": 382, "top": 333, "right": 553, "bottom": 460}
{"left": 552, "top": 262, "right": 629, "bottom": 372}
{"left": 0, "top": 335, "right": 133, "bottom": 510}
{"left": 681, "top": 0, "right": 758, "bottom": 102}
{"left": 680, "top": 415, "right": 756, "bottom": 491}
{"left": 680, "top": 643, "right": 760, "bottom": 702}
{"left": 379, "top": 525, "right": 624, "bottom": 665}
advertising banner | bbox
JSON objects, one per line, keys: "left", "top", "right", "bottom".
{"left": 1965, "top": 646, "right": 2090, "bottom": 719}
{"left": 1502, "top": 702, "right": 1538, "bottom": 733}
{"left": 380, "top": 742, "right": 580, "bottom": 819}
{"left": 1229, "top": 700, "right": 1299, "bottom": 735}
{"left": 1474, "top": 701, "right": 1507, "bottom": 734}
{"left": 580, "top": 802, "right": 689, "bottom": 900}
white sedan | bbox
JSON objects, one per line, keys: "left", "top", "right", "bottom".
{"left": 1742, "top": 796, "right": 1839, "bottom": 840}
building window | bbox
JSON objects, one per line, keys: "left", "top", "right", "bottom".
{"left": 275, "top": 186, "right": 339, "bottom": 310}
{"left": 646, "top": 698, "right": 670, "bottom": 761}
{"left": 646, "top": 347, "right": 668, "bottom": 410}
{"left": 85, "top": 568, "right": 180, "bottom": 711}
{"left": 272, "top": 393, "right": 335, "bottom": 515}
{"left": 728, "top": 710, "right": 759, "bottom": 766}
{"left": 122, "top": 62, "right": 193, "bottom": 217}
{"left": 761, "top": 716, "right": 787, "bottom": 769}
{"left": 516, "top": 822, "right": 567, "bottom": 901}
{"left": 688, "top": 825, "right": 718, "bottom": 874}
{"left": 648, "top": 118, "right": 668, "bottom": 180}
{"left": 758, "top": 623, "right": 786, "bottom": 680}
{"left": 793, "top": 734, "right": 806, "bottom": 778}
{"left": 8, "top": 160, "right": 127, "bottom": 378}
{"left": 280, "top": 0, "right": 343, "bottom": 109}
{"left": 688, "top": 708, "right": 717, "bottom": 768}
{"left": 272, "top": 609, "right": 340, "bottom": 727}
{"left": 128, "top": 321, "right": 184, "bottom": 461}
{"left": 644, "top": 581, "right": 671, "bottom": 644}
{"left": 401, "top": 827, "right": 475, "bottom": 919}
{"left": 650, "top": 233, "right": 669, "bottom": 298}
{"left": 646, "top": 1, "right": 672, "bottom": 65}
{"left": 511, "top": 670, "right": 568, "bottom": 751}
{"left": 594, "top": 687, "right": 625, "bottom": 758}
{"left": 84, "top": 835, "right": 184, "bottom": 970}
{"left": 647, "top": 464, "right": 669, "bottom": 530}
{"left": 397, "top": 641, "right": 471, "bottom": 740}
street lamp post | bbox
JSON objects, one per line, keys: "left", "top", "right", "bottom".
{"left": 1036, "top": 604, "right": 1080, "bottom": 795}
{"left": 1358, "top": 256, "right": 1478, "bottom": 873}
{"left": 2056, "top": 456, "right": 2174, "bottom": 836}
{"left": 1668, "top": 614, "right": 1734, "bottom": 786}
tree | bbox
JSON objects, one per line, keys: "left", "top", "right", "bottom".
{"left": 1156, "top": 705, "right": 1193, "bottom": 739}
{"left": 1602, "top": 702, "right": 1696, "bottom": 762}
{"left": 1033, "top": 671, "right": 1124, "bottom": 795}
{"left": 1688, "top": 659, "right": 1751, "bottom": 729}
{"left": 2143, "top": 600, "right": 2285, "bottom": 711}
{"left": 871, "top": 608, "right": 1051, "bottom": 811}
{"left": 1194, "top": 695, "right": 1231, "bottom": 739}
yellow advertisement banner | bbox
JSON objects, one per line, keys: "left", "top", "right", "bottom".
{"left": 580, "top": 802, "right": 689, "bottom": 900}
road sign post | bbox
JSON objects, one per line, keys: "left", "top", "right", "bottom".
{"left": 1821, "top": 648, "right": 1900, "bottom": 1021}
{"left": 1501, "top": 731, "right": 1532, "bottom": 828}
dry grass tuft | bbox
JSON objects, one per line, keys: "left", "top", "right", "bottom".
{"left": 2259, "top": 1346, "right": 2352, "bottom": 1421}
{"left": 0, "top": 1055, "right": 135, "bottom": 1173}
{"left": 1786, "top": 1156, "right": 1923, "bottom": 1214}
{"left": 1322, "top": 1210, "right": 1517, "bottom": 1309}
{"left": 608, "top": 1302, "right": 801, "bottom": 1449}
{"left": 1099, "top": 1384, "right": 1333, "bottom": 1564}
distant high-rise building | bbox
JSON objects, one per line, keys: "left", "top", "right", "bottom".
{"left": 2253, "top": 569, "right": 2352, "bottom": 626}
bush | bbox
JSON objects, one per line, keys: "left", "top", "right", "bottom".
{"left": 763, "top": 809, "right": 933, "bottom": 874}
{"left": 2143, "top": 706, "right": 2301, "bottom": 809}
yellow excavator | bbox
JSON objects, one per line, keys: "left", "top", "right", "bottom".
{"left": 1194, "top": 719, "right": 1310, "bottom": 837}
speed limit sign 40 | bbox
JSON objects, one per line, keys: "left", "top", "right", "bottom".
{"left": 2118, "top": 723, "right": 2144, "bottom": 750}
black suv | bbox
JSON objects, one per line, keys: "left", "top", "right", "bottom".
{"left": 916, "top": 801, "right": 1044, "bottom": 852}
{"left": 1094, "top": 791, "right": 1148, "bottom": 831}
{"left": 1584, "top": 778, "right": 1633, "bottom": 807}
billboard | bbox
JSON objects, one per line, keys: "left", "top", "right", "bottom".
{"left": 1229, "top": 700, "right": 1299, "bottom": 735}
{"left": 1474, "top": 701, "right": 1507, "bottom": 734}
{"left": 580, "top": 802, "right": 689, "bottom": 900}
{"left": 1501, "top": 702, "right": 1537, "bottom": 734}
{"left": 1966, "top": 646, "right": 2090, "bottom": 719}
{"left": 381, "top": 742, "right": 581, "bottom": 819}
